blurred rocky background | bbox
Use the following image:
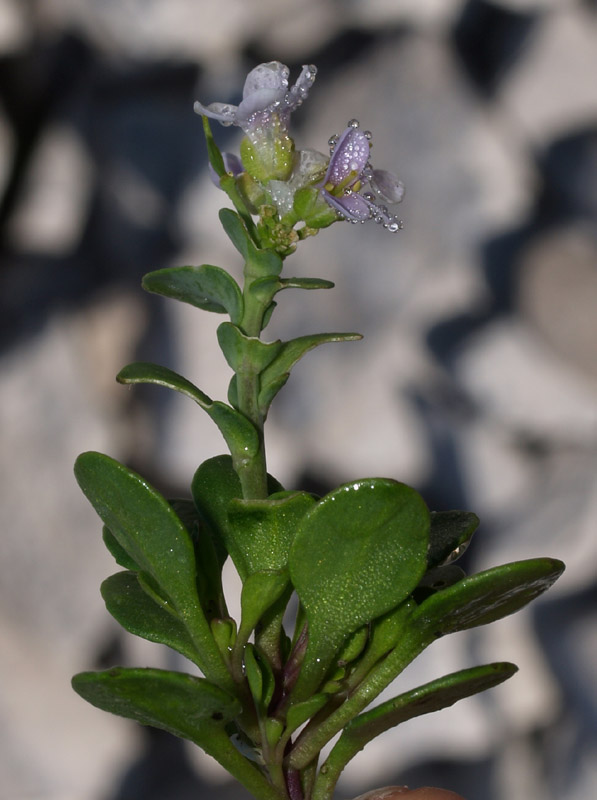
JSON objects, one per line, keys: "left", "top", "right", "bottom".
{"left": 1, "top": 1, "right": 596, "bottom": 798}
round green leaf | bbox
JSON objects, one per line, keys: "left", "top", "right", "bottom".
{"left": 288, "top": 478, "right": 429, "bottom": 700}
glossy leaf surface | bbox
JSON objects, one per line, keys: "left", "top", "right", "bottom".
{"left": 410, "top": 557, "right": 565, "bottom": 637}
{"left": 289, "top": 479, "right": 429, "bottom": 700}
{"left": 101, "top": 571, "right": 200, "bottom": 663}
{"left": 72, "top": 667, "right": 282, "bottom": 800}
{"left": 227, "top": 491, "right": 316, "bottom": 580}
{"left": 238, "top": 569, "right": 291, "bottom": 645}
{"left": 74, "top": 452, "right": 229, "bottom": 685}
{"left": 427, "top": 510, "right": 479, "bottom": 568}
{"left": 142, "top": 265, "right": 243, "bottom": 324}
{"left": 103, "top": 526, "right": 139, "bottom": 571}
{"left": 315, "top": 662, "right": 517, "bottom": 799}
{"left": 191, "top": 455, "right": 284, "bottom": 563}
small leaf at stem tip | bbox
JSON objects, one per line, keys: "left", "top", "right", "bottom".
{"left": 142, "top": 265, "right": 244, "bottom": 325}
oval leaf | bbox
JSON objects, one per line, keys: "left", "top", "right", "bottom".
{"left": 288, "top": 479, "right": 429, "bottom": 701}
{"left": 101, "top": 571, "right": 200, "bottom": 664}
{"left": 74, "top": 452, "right": 229, "bottom": 686}
{"left": 72, "top": 667, "right": 280, "bottom": 800}
{"left": 142, "top": 265, "right": 243, "bottom": 324}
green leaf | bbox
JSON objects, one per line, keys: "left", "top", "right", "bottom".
{"left": 217, "top": 322, "right": 283, "bottom": 374}
{"left": 101, "top": 572, "right": 200, "bottom": 663}
{"left": 238, "top": 569, "right": 290, "bottom": 646}
{"left": 279, "top": 277, "right": 335, "bottom": 291}
{"left": 244, "top": 644, "right": 275, "bottom": 711}
{"left": 414, "top": 564, "right": 466, "bottom": 603}
{"left": 191, "top": 455, "right": 284, "bottom": 564}
{"left": 74, "top": 452, "right": 230, "bottom": 687}
{"left": 116, "top": 362, "right": 260, "bottom": 461}
{"left": 346, "top": 600, "right": 416, "bottom": 689}
{"left": 227, "top": 491, "right": 317, "bottom": 580}
{"left": 142, "top": 265, "right": 244, "bottom": 324}
{"left": 288, "top": 479, "right": 429, "bottom": 701}
{"left": 285, "top": 694, "right": 329, "bottom": 738}
{"left": 103, "top": 526, "right": 139, "bottom": 570}
{"left": 219, "top": 209, "right": 282, "bottom": 280}
{"left": 290, "top": 557, "right": 564, "bottom": 772}
{"left": 258, "top": 332, "right": 362, "bottom": 413}
{"left": 168, "top": 499, "right": 228, "bottom": 620}
{"left": 247, "top": 276, "right": 335, "bottom": 308}
{"left": 411, "top": 557, "right": 565, "bottom": 637}
{"left": 202, "top": 115, "right": 226, "bottom": 177}
{"left": 72, "top": 667, "right": 282, "bottom": 800}
{"left": 219, "top": 208, "right": 252, "bottom": 260}
{"left": 314, "top": 663, "right": 518, "bottom": 799}
{"left": 428, "top": 510, "right": 479, "bottom": 568}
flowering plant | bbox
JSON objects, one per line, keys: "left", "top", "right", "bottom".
{"left": 72, "top": 62, "right": 564, "bottom": 800}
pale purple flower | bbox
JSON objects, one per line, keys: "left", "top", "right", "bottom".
{"left": 321, "top": 120, "right": 404, "bottom": 232}
{"left": 194, "top": 62, "right": 317, "bottom": 133}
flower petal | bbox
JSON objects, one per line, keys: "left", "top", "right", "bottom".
{"left": 208, "top": 152, "right": 243, "bottom": 188}
{"left": 371, "top": 169, "right": 405, "bottom": 204}
{"left": 193, "top": 101, "right": 238, "bottom": 126}
{"left": 237, "top": 88, "right": 286, "bottom": 122}
{"left": 243, "top": 61, "right": 289, "bottom": 98}
{"left": 323, "top": 189, "right": 371, "bottom": 221}
{"left": 325, "top": 127, "right": 371, "bottom": 187}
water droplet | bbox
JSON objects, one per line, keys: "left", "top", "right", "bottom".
{"left": 364, "top": 130, "right": 372, "bottom": 140}
{"left": 328, "top": 134, "right": 338, "bottom": 148}
{"left": 348, "top": 119, "right": 360, "bottom": 128}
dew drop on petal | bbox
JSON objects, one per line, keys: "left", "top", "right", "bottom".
{"left": 348, "top": 119, "right": 360, "bottom": 128}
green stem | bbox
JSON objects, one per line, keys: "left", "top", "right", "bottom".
{"left": 232, "top": 258, "right": 275, "bottom": 500}
{"left": 288, "top": 631, "right": 425, "bottom": 771}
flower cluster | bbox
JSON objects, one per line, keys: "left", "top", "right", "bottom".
{"left": 195, "top": 61, "right": 404, "bottom": 251}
